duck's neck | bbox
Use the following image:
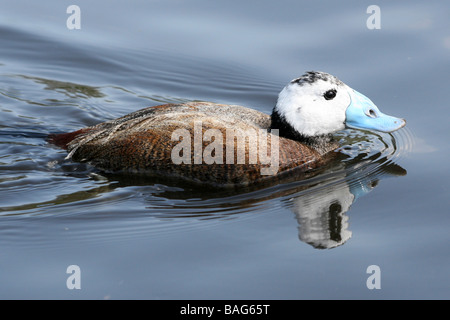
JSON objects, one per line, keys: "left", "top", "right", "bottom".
{"left": 270, "top": 108, "right": 334, "bottom": 151}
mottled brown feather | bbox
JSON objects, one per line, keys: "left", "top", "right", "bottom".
{"left": 50, "top": 102, "right": 339, "bottom": 186}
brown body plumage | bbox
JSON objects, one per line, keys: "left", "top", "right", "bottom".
{"left": 49, "top": 102, "right": 338, "bottom": 186}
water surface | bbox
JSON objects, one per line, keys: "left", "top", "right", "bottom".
{"left": 0, "top": 0, "right": 449, "bottom": 299}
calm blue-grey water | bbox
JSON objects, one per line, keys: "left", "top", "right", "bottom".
{"left": 0, "top": 0, "right": 449, "bottom": 299}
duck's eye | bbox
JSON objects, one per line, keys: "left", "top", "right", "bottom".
{"left": 323, "top": 89, "right": 337, "bottom": 100}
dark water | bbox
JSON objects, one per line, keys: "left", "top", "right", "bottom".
{"left": 0, "top": 0, "right": 449, "bottom": 299}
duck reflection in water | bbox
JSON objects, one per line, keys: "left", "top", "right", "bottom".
{"left": 97, "top": 150, "right": 406, "bottom": 250}
{"left": 291, "top": 160, "right": 406, "bottom": 249}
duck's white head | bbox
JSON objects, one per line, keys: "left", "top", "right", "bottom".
{"left": 271, "top": 71, "right": 405, "bottom": 141}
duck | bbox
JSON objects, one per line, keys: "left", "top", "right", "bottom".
{"left": 49, "top": 71, "right": 405, "bottom": 186}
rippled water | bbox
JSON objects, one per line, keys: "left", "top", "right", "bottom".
{"left": 0, "top": 1, "right": 449, "bottom": 299}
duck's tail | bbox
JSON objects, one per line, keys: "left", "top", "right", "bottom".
{"left": 47, "top": 129, "right": 90, "bottom": 150}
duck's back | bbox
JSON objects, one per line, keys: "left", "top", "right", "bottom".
{"left": 51, "top": 102, "right": 337, "bottom": 186}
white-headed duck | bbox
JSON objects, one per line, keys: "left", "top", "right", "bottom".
{"left": 49, "top": 71, "right": 405, "bottom": 186}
